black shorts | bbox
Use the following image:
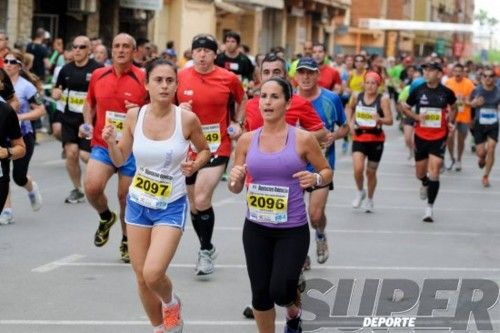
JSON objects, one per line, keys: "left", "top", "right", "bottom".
{"left": 414, "top": 135, "right": 446, "bottom": 161}
{"left": 185, "top": 156, "right": 229, "bottom": 185}
{"left": 305, "top": 182, "right": 334, "bottom": 193}
{"left": 402, "top": 116, "right": 415, "bottom": 126}
{"left": 352, "top": 141, "right": 384, "bottom": 162}
{"left": 61, "top": 111, "right": 91, "bottom": 152}
{"left": 49, "top": 109, "right": 63, "bottom": 125}
{"left": 473, "top": 124, "right": 499, "bottom": 145}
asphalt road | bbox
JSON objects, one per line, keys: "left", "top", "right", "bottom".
{"left": 1, "top": 125, "right": 499, "bottom": 333}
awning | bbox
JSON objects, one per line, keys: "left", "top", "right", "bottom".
{"left": 214, "top": 0, "right": 245, "bottom": 14}
{"left": 226, "top": 0, "right": 284, "bottom": 9}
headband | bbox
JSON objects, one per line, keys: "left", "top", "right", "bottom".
{"left": 191, "top": 37, "right": 218, "bottom": 54}
{"left": 365, "top": 71, "right": 382, "bottom": 85}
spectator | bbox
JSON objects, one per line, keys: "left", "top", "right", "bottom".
{"left": 25, "top": 28, "right": 50, "bottom": 81}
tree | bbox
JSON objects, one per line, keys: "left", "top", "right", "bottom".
{"left": 475, "top": 9, "right": 498, "bottom": 50}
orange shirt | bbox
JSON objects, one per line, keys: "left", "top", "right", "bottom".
{"left": 445, "top": 77, "right": 475, "bottom": 123}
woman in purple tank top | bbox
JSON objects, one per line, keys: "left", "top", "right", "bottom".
{"left": 228, "top": 77, "right": 332, "bottom": 333}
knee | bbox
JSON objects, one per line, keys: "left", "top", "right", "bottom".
{"left": 194, "top": 194, "right": 210, "bottom": 210}
{"left": 365, "top": 167, "right": 376, "bottom": 178}
{"left": 65, "top": 148, "right": 79, "bottom": 162}
{"left": 271, "top": 282, "right": 295, "bottom": 308}
{"left": 308, "top": 207, "right": 323, "bottom": 227}
{"left": 12, "top": 172, "right": 27, "bottom": 187}
{"left": 142, "top": 265, "right": 164, "bottom": 291}
{"left": 118, "top": 190, "right": 128, "bottom": 205}
{"left": 84, "top": 179, "right": 103, "bottom": 198}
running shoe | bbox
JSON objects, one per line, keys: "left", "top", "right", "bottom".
{"left": 316, "top": 236, "right": 329, "bottom": 264}
{"left": 64, "top": 188, "right": 85, "bottom": 204}
{"left": 28, "top": 181, "right": 42, "bottom": 211}
{"left": 243, "top": 305, "right": 254, "bottom": 319}
{"left": 120, "top": 239, "right": 130, "bottom": 263}
{"left": 363, "top": 198, "right": 374, "bottom": 213}
{"left": 94, "top": 212, "right": 117, "bottom": 247}
{"left": 162, "top": 294, "right": 183, "bottom": 332}
{"left": 221, "top": 172, "right": 228, "bottom": 181}
{"left": 195, "top": 247, "right": 217, "bottom": 276}
{"left": 455, "top": 161, "right": 462, "bottom": 171}
{"left": 482, "top": 175, "right": 490, "bottom": 188}
{"left": 422, "top": 206, "right": 433, "bottom": 223}
{"left": 351, "top": 189, "right": 366, "bottom": 209}
{"left": 0, "top": 210, "right": 14, "bottom": 225}
{"left": 302, "top": 255, "right": 311, "bottom": 271}
{"left": 419, "top": 185, "right": 428, "bottom": 200}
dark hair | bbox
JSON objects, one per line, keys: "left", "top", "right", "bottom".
{"left": 166, "top": 40, "right": 174, "bottom": 49}
{"left": 136, "top": 37, "right": 149, "bottom": 48}
{"left": 224, "top": 31, "right": 240, "bottom": 45}
{"left": 261, "top": 53, "right": 286, "bottom": 73}
{"left": 240, "top": 44, "right": 250, "bottom": 53}
{"left": 144, "top": 58, "right": 177, "bottom": 82}
{"left": 262, "top": 77, "right": 293, "bottom": 102}
{"left": 312, "top": 43, "right": 326, "bottom": 52}
{"left": 453, "top": 63, "right": 464, "bottom": 70}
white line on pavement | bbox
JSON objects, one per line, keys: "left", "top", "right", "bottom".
{"left": 55, "top": 262, "right": 500, "bottom": 272}
{"left": 333, "top": 169, "right": 500, "bottom": 182}
{"left": 0, "top": 319, "right": 263, "bottom": 326}
{"left": 333, "top": 185, "right": 500, "bottom": 195}
{"left": 31, "top": 254, "right": 86, "bottom": 273}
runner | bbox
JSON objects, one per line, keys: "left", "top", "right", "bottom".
{"left": 228, "top": 77, "right": 332, "bottom": 333}
{"left": 81, "top": 33, "right": 147, "bottom": 263}
{"left": 445, "top": 63, "right": 475, "bottom": 171}
{"left": 295, "top": 57, "right": 349, "bottom": 267}
{"left": 311, "top": 43, "right": 341, "bottom": 92}
{"left": 176, "top": 34, "right": 246, "bottom": 276}
{"left": 403, "top": 61, "right": 457, "bottom": 222}
{"left": 0, "top": 50, "right": 45, "bottom": 224}
{"left": 52, "top": 35, "right": 103, "bottom": 203}
{"left": 346, "top": 71, "right": 393, "bottom": 212}
{"left": 470, "top": 67, "right": 499, "bottom": 187}
{"left": 103, "top": 59, "right": 210, "bottom": 333}
{"left": 0, "top": 101, "right": 25, "bottom": 224}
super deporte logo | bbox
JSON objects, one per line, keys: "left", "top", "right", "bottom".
{"left": 301, "top": 278, "right": 499, "bottom": 332}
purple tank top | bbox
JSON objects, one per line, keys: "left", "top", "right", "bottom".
{"left": 245, "top": 126, "right": 307, "bottom": 228}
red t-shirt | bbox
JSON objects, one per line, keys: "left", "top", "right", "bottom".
{"left": 318, "top": 65, "right": 341, "bottom": 90}
{"left": 177, "top": 66, "right": 245, "bottom": 157}
{"left": 86, "top": 65, "right": 147, "bottom": 148}
{"left": 244, "top": 94, "right": 324, "bottom": 131}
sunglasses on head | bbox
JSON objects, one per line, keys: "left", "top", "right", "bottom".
{"left": 72, "top": 44, "right": 87, "bottom": 50}
{"left": 355, "top": 59, "right": 365, "bottom": 63}
{"left": 4, "top": 59, "right": 19, "bottom": 65}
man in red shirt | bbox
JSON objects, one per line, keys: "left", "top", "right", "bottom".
{"left": 177, "top": 34, "right": 246, "bottom": 276}
{"left": 0, "top": 32, "right": 9, "bottom": 68}
{"left": 312, "top": 43, "right": 341, "bottom": 93}
{"left": 80, "top": 33, "right": 147, "bottom": 262}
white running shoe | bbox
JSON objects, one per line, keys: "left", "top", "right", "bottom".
{"left": 28, "top": 181, "right": 42, "bottom": 211}
{"left": 195, "top": 247, "right": 217, "bottom": 276}
{"left": 351, "top": 189, "right": 366, "bottom": 209}
{"left": 0, "top": 210, "right": 14, "bottom": 225}
{"left": 363, "top": 198, "right": 374, "bottom": 213}
{"left": 455, "top": 161, "right": 462, "bottom": 171}
{"left": 316, "top": 236, "right": 329, "bottom": 264}
{"left": 423, "top": 206, "right": 433, "bottom": 223}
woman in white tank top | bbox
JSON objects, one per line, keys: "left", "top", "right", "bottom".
{"left": 102, "top": 59, "right": 210, "bottom": 333}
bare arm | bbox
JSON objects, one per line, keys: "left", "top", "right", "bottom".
{"left": 180, "top": 110, "right": 211, "bottom": 176}
{"left": 0, "top": 137, "right": 26, "bottom": 160}
{"left": 294, "top": 130, "right": 333, "bottom": 188}
{"left": 228, "top": 132, "right": 252, "bottom": 194}
{"left": 103, "top": 108, "right": 137, "bottom": 167}
{"left": 17, "top": 102, "right": 46, "bottom": 121}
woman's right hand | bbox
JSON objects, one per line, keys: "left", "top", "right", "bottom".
{"left": 229, "top": 164, "right": 247, "bottom": 186}
{"left": 101, "top": 125, "right": 116, "bottom": 144}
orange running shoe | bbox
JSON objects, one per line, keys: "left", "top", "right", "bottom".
{"left": 162, "top": 294, "right": 183, "bottom": 332}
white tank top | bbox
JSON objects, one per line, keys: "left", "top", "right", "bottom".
{"left": 129, "top": 105, "right": 189, "bottom": 209}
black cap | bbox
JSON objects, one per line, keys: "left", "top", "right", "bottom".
{"left": 421, "top": 61, "right": 443, "bottom": 72}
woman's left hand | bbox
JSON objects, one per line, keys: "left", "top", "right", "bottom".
{"left": 292, "top": 171, "right": 316, "bottom": 189}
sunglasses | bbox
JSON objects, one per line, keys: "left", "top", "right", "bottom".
{"left": 4, "top": 59, "right": 19, "bottom": 65}
{"left": 354, "top": 59, "right": 365, "bottom": 63}
{"left": 72, "top": 44, "right": 87, "bottom": 50}
{"left": 483, "top": 74, "right": 495, "bottom": 78}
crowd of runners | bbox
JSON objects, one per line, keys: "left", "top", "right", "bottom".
{"left": 0, "top": 28, "right": 499, "bottom": 333}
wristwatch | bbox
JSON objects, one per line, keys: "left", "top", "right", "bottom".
{"left": 6, "top": 147, "right": 13, "bottom": 159}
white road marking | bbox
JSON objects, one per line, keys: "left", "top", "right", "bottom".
{"left": 31, "top": 254, "right": 86, "bottom": 273}
{"left": 53, "top": 262, "right": 500, "bottom": 272}
{"left": 0, "top": 319, "right": 266, "bottom": 326}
